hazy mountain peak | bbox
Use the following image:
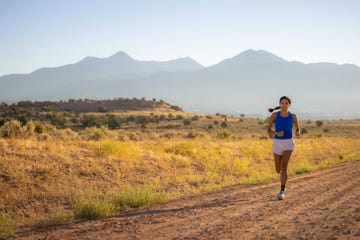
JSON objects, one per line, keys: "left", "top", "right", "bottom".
{"left": 79, "top": 56, "right": 100, "bottom": 63}
{"left": 108, "top": 51, "right": 135, "bottom": 61}
{"left": 212, "top": 49, "right": 287, "bottom": 68}
{"left": 231, "top": 49, "right": 287, "bottom": 63}
{"left": 171, "top": 57, "right": 204, "bottom": 68}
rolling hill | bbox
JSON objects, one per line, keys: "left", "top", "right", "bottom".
{"left": 1, "top": 49, "right": 359, "bottom": 119}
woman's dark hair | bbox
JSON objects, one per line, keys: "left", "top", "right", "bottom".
{"left": 268, "top": 96, "right": 291, "bottom": 113}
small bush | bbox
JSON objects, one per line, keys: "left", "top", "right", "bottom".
{"left": 113, "top": 185, "right": 168, "bottom": 210}
{"left": 300, "top": 128, "right": 308, "bottom": 135}
{"left": 34, "top": 122, "right": 45, "bottom": 134}
{"left": 106, "top": 114, "right": 122, "bottom": 129}
{"left": 0, "top": 120, "right": 23, "bottom": 138}
{"left": 126, "top": 115, "right": 136, "bottom": 122}
{"left": 97, "top": 106, "right": 108, "bottom": 113}
{"left": 48, "top": 113, "right": 66, "bottom": 129}
{"left": 191, "top": 116, "right": 199, "bottom": 121}
{"left": 176, "top": 115, "right": 184, "bottom": 120}
{"left": 23, "top": 121, "right": 35, "bottom": 138}
{"left": 218, "top": 131, "right": 232, "bottom": 139}
{"left": 81, "top": 126, "right": 112, "bottom": 141}
{"left": 93, "top": 140, "right": 142, "bottom": 159}
{"left": 74, "top": 197, "right": 115, "bottom": 220}
{"left": 187, "top": 132, "right": 197, "bottom": 139}
{"left": 17, "top": 115, "right": 28, "bottom": 126}
{"left": 316, "top": 120, "right": 323, "bottom": 127}
{"left": 183, "top": 119, "right": 191, "bottom": 126}
{"left": 74, "top": 185, "right": 168, "bottom": 220}
{"left": 0, "top": 118, "right": 6, "bottom": 127}
{"left": 81, "top": 115, "right": 101, "bottom": 128}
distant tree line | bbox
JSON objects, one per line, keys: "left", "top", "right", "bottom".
{"left": 0, "top": 97, "right": 183, "bottom": 113}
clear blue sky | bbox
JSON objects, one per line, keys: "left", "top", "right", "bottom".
{"left": 1, "top": 0, "right": 359, "bottom": 76}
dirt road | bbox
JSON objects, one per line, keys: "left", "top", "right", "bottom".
{"left": 14, "top": 161, "right": 360, "bottom": 240}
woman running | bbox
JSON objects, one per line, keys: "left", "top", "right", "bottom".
{"left": 267, "top": 96, "right": 300, "bottom": 200}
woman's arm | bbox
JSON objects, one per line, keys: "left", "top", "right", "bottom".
{"left": 292, "top": 113, "right": 300, "bottom": 137}
{"left": 267, "top": 113, "right": 277, "bottom": 137}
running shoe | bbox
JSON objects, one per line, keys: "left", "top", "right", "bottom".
{"left": 278, "top": 190, "right": 285, "bottom": 200}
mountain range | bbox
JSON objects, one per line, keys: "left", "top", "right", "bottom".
{"left": 1, "top": 49, "right": 359, "bottom": 119}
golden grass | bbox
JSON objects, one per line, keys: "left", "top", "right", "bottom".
{"left": 1, "top": 119, "right": 360, "bottom": 238}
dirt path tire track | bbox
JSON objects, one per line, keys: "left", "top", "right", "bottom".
{"left": 14, "top": 161, "right": 360, "bottom": 240}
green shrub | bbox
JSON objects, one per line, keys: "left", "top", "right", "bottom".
{"left": 74, "top": 185, "right": 168, "bottom": 220}
{"left": 300, "top": 128, "right": 308, "bottom": 134}
{"left": 126, "top": 115, "right": 136, "bottom": 122}
{"left": 81, "top": 115, "right": 100, "bottom": 128}
{"left": 316, "top": 120, "right": 323, "bottom": 127}
{"left": 221, "top": 121, "right": 228, "bottom": 128}
{"left": 81, "top": 126, "right": 110, "bottom": 140}
{"left": 106, "top": 114, "right": 122, "bottom": 129}
{"left": 183, "top": 119, "right": 191, "bottom": 126}
{"left": 97, "top": 106, "right": 108, "bottom": 113}
{"left": 74, "top": 197, "right": 115, "bottom": 220}
{"left": 17, "top": 115, "right": 28, "bottom": 126}
{"left": 218, "top": 131, "right": 232, "bottom": 139}
{"left": 176, "top": 115, "right": 184, "bottom": 120}
{"left": 113, "top": 185, "right": 168, "bottom": 210}
{"left": 48, "top": 113, "right": 66, "bottom": 128}
{"left": 191, "top": 116, "right": 199, "bottom": 121}
{"left": 0, "top": 118, "right": 7, "bottom": 127}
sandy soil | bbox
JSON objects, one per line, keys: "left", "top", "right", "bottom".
{"left": 13, "top": 161, "right": 360, "bottom": 240}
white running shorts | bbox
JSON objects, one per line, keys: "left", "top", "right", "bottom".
{"left": 272, "top": 139, "right": 295, "bottom": 155}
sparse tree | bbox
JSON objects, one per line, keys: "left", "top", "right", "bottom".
{"left": 316, "top": 120, "right": 323, "bottom": 127}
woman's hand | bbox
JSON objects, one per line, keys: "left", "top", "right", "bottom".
{"left": 295, "top": 130, "right": 301, "bottom": 137}
{"left": 276, "top": 131, "right": 284, "bottom": 137}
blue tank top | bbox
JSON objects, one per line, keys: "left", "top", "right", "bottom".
{"left": 274, "top": 111, "right": 293, "bottom": 139}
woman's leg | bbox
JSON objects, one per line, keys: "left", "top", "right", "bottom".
{"left": 280, "top": 150, "right": 293, "bottom": 186}
{"left": 273, "top": 153, "right": 282, "bottom": 174}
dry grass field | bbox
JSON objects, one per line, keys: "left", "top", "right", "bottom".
{"left": 0, "top": 109, "right": 359, "bottom": 238}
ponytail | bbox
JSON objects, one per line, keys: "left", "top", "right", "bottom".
{"left": 268, "top": 96, "right": 292, "bottom": 113}
{"left": 268, "top": 106, "right": 281, "bottom": 113}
